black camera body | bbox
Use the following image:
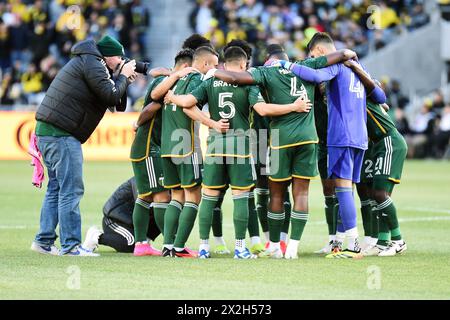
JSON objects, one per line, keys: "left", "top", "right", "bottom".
{"left": 124, "top": 58, "right": 150, "bottom": 75}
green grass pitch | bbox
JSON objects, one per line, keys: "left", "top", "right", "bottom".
{"left": 1, "top": 160, "right": 449, "bottom": 299}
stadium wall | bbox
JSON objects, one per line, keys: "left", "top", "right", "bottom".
{"left": 362, "top": 18, "right": 444, "bottom": 96}
{"left": 0, "top": 111, "right": 138, "bottom": 161}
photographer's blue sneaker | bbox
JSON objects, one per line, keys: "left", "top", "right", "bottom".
{"left": 31, "top": 242, "right": 60, "bottom": 256}
{"left": 63, "top": 245, "right": 99, "bottom": 257}
{"left": 234, "top": 248, "right": 257, "bottom": 259}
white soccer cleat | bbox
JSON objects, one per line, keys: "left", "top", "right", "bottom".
{"left": 82, "top": 226, "right": 103, "bottom": 252}
{"left": 362, "top": 245, "right": 383, "bottom": 256}
{"left": 314, "top": 241, "right": 333, "bottom": 254}
{"left": 259, "top": 247, "right": 283, "bottom": 259}
{"left": 31, "top": 242, "right": 60, "bottom": 256}
{"left": 284, "top": 240, "right": 299, "bottom": 259}
{"left": 378, "top": 240, "right": 407, "bottom": 257}
{"left": 360, "top": 236, "right": 373, "bottom": 251}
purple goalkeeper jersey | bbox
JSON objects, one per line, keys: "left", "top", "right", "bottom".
{"left": 325, "top": 63, "right": 368, "bottom": 150}
{"left": 289, "top": 62, "right": 371, "bottom": 150}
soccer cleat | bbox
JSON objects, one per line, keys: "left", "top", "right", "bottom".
{"left": 31, "top": 242, "right": 60, "bottom": 256}
{"left": 362, "top": 245, "right": 384, "bottom": 256}
{"left": 284, "top": 241, "right": 299, "bottom": 260}
{"left": 330, "top": 240, "right": 343, "bottom": 253}
{"left": 234, "top": 248, "right": 258, "bottom": 259}
{"left": 314, "top": 241, "right": 333, "bottom": 254}
{"left": 280, "top": 240, "right": 287, "bottom": 255}
{"left": 82, "top": 226, "right": 103, "bottom": 252}
{"left": 63, "top": 245, "right": 99, "bottom": 257}
{"left": 250, "top": 243, "right": 265, "bottom": 255}
{"left": 133, "top": 242, "right": 162, "bottom": 256}
{"left": 162, "top": 246, "right": 175, "bottom": 257}
{"left": 378, "top": 240, "right": 407, "bottom": 257}
{"left": 174, "top": 247, "right": 197, "bottom": 258}
{"left": 198, "top": 249, "right": 211, "bottom": 259}
{"left": 214, "top": 245, "right": 231, "bottom": 255}
{"left": 325, "top": 249, "right": 363, "bottom": 259}
{"left": 259, "top": 247, "right": 283, "bottom": 259}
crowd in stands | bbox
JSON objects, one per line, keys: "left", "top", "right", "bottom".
{"left": 1, "top": 0, "right": 447, "bottom": 158}
{"left": 0, "top": 0, "right": 150, "bottom": 110}
{"left": 190, "top": 0, "right": 430, "bottom": 65}
{"left": 395, "top": 87, "right": 450, "bottom": 159}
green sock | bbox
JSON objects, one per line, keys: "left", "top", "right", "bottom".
{"left": 247, "top": 193, "right": 260, "bottom": 237}
{"left": 360, "top": 199, "right": 372, "bottom": 237}
{"left": 282, "top": 191, "right": 291, "bottom": 234}
{"left": 267, "top": 209, "right": 284, "bottom": 243}
{"left": 211, "top": 192, "right": 224, "bottom": 237}
{"left": 290, "top": 210, "right": 308, "bottom": 241}
{"left": 199, "top": 194, "right": 219, "bottom": 240}
{"left": 233, "top": 193, "right": 249, "bottom": 240}
{"left": 255, "top": 188, "right": 269, "bottom": 232}
{"left": 153, "top": 202, "right": 168, "bottom": 235}
{"left": 174, "top": 202, "right": 199, "bottom": 249}
{"left": 324, "top": 195, "right": 337, "bottom": 235}
{"left": 376, "top": 205, "right": 390, "bottom": 247}
{"left": 132, "top": 198, "right": 151, "bottom": 242}
{"left": 163, "top": 200, "right": 182, "bottom": 245}
{"left": 370, "top": 200, "right": 379, "bottom": 239}
{"left": 378, "top": 197, "right": 402, "bottom": 241}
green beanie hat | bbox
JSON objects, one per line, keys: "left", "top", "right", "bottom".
{"left": 97, "top": 35, "right": 125, "bottom": 57}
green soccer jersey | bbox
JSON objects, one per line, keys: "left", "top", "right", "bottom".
{"left": 249, "top": 56, "right": 328, "bottom": 149}
{"left": 366, "top": 98, "right": 397, "bottom": 142}
{"left": 161, "top": 72, "right": 204, "bottom": 157}
{"left": 191, "top": 77, "right": 264, "bottom": 157}
{"left": 130, "top": 75, "right": 165, "bottom": 161}
{"left": 313, "top": 83, "right": 328, "bottom": 145}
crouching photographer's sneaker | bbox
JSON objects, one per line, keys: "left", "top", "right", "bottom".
{"left": 63, "top": 245, "right": 99, "bottom": 257}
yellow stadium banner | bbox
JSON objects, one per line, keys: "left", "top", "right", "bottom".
{"left": 0, "top": 111, "right": 140, "bottom": 161}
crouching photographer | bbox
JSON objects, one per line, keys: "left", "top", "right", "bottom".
{"left": 82, "top": 177, "right": 161, "bottom": 254}
{"left": 31, "top": 36, "right": 137, "bottom": 256}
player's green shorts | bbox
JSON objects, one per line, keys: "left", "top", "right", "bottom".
{"left": 161, "top": 152, "right": 202, "bottom": 189}
{"left": 371, "top": 131, "right": 407, "bottom": 193}
{"left": 131, "top": 156, "right": 166, "bottom": 197}
{"left": 202, "top": 156, "right": 257, "bottom": 190}
{"left": 317, "top": 143, "right": 328, "bottom": 180}
{"left": 360, "top": 144, "right": 374, "bottom": 185}
{"left": 268, "top": 143, "right": 318, "bottom": 181}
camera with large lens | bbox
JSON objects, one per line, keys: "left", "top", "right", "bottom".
{"left": 123, "top": 58, "right": 150, "bottom": 75}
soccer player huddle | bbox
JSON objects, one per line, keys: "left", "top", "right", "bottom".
{"left": 129, "top": 32, "right": 407, "bottom": 260}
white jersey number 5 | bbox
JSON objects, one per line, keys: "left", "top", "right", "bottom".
{"left": 218, "top": 92, "right": 236, "bottom": 119}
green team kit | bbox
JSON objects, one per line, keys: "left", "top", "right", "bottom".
{"left": 361, "top": 99, "right": 408, "bottom": 193}
{"left": 190, "top": 77, "right": 262, "bottom": 189}
{"left": 161, "top": 72, "right": 204, "bottom": 189}
{"left": 130, "top": 75, "right": 166, "bottom": 197}
{"left": 249, "top": 56, "right": 328, "bottom": 181}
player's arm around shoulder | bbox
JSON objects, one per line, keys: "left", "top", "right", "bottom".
{"left": 135, "top": 102, "right": 162, "bottom": 129}
{"left": 253, "top": 96, "right": 312, "bottom": 117}
{"left": 213, "top": 68, "right": 256, "bottom": 85}
{"left": 164, "top": 77, "right": 210, "bottom": 108}
{"left": 150, "top": 67, "right": 198, "bottom": 101}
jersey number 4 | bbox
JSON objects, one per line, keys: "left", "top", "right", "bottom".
{"left": 218, "top": 92, "right": 236, "bottom": 119}
{"left": 349, "top": 73, "right": 364, "bottom": 99}
{"left": 290, "top": 77, "right": 308, "bottom": 99}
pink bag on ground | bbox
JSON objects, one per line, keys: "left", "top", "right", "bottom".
{"left": 28, "top": 133, "right": 45, "bottom": 188}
